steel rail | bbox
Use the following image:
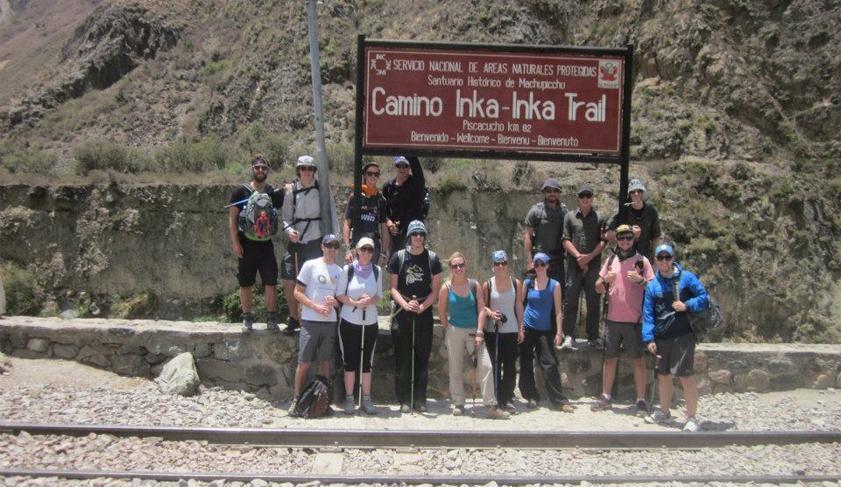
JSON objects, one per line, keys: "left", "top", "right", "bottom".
{"left": 1, "top": 422, "right": 839, "bottom": 449}
{"left": 1, "top": 468, "right": 840, "bottom": 484}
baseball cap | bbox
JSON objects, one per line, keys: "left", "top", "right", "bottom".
{"left": 655, "top": 244, "right": 675, "bottom": 257}
{"left": 533, "top": 252, "right": 550, "bottom": 265}
{"left": 394, "top": 156, "right": 410, "bottom": 167}
{"left": 356, "top": 237, "right": 375, "bottom": 250}
{"left": 322, "top": 234, "right": 340, "bottom": 245}
{"left": 541, "top": 178, "right": 561, "bottom": 191}
{"left": 615, "top": 224, "right": 633, "bottom": 236}
{"left": 251, "top": 154, "right": 269, "bottom": 167}
{"left": 296, "top": 155, "right": 317, "bottom": 168}
{"left": 577, "top": 183, "right": 594, "bottom": 196}
{"left": 492, "top": 250, "right": 508, "bottom": 263}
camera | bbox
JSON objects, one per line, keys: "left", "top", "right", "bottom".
{"left": 499, "top": 314, "right": 507, "bottom": 323}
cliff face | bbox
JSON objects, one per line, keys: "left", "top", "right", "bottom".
{"left": 0, "top": 0, "right": 839, "bottom": 341}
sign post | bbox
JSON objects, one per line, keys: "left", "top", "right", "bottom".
{"left": 353, "top": 37, "right": 633, "bottom": 243}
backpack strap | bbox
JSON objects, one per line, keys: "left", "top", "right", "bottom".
{"left": 291, "top": 180, "right": 321, "bottom": 238}
{"left": 469, "top": 278, "right": 478, "bottom": 316}
{"left": 345, "top": 265, "right": 355, "bottom": 297}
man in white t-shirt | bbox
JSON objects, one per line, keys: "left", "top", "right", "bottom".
{"left": 288, "top": 234, "right": 342, "bottom": 417}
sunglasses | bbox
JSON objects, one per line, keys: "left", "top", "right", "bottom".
{"left": 534, "top": 261, "right": 547, "bottom": 267}
{"left": 617, "top": 235, "right": 634, "bottom": 241}
{"left": 629, "top": 190, "right": 643, "bottom": 195}
{"left": 543, "top": 189, "right": 560, "bottom": 194}
{"left": 396, "top": 164, "right": 410, "bottom": 169}
{"left": 578, "top": 193, "right": 593, "bottom": 199}
{"left": 324, "top": 243, "right": 340, "bottom": 249}
{"left": 253, "top": 166, "right": 269, "bottom": 172}
{"left": 409, "top": 232, "right": 425, "bottom": 237}
{"left": 299, "top": 166, "right": 316, "bottom": 172}
{"left": 365, "top": 171, "right": 380, "bottom": 177}
{"left": 358, "top": 247, "right": 374, "bottom": 253}
{"left": 450, "top": 263, "right": 466, "bottom": 269}
{"left": 493, "top": 261, "right": 508, "bottom": 267}
{"left": 656, "top": 254, "right": 673, "bottom": 261}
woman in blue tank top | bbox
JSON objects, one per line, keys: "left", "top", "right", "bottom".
{"left": 438, "top": 252, "right": 509, "bottom": 419}
{"left": 518, "top": 252, "right": 571, "bottom": 410}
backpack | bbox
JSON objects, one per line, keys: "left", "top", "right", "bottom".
{"left": 291, "top": 180, "right": 321, "bottom": 238}
{"left": 392, "top": 248, "right": 437, "bottom": 302}
{"left": 238, "top": 184, "right": 278, "bottom": 241}
{"left": 671, "top": 273, "right": 724, "bottom": 341}
{"left": 294, "top": 375, "right": 332, "bottom": 418}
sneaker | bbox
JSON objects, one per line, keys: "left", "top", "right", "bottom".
{"left": 559, "top": 335, "right": 574, "bottom": 350}
{"left": 683, "top": 417, "right": 701, "bottom": 432}
{"left": 343, "top": 396, "right": 355, "bottom": 415}
{"left": 452, "top": 405, "right": 464, "bottom": 416}
{"left": 526, "top": 399, "right": 538, "bottom": 410}
{"left": 284, "top": 317, "right": 300, "bottom": 335}
{"left": 645, "top": 408, "right": 672, "bottom": 424}
{"left": 360, "top": 396, "right": 378, "bottom": 415}
{"left": 486, "top": 406, "right": 510, "bottom": 420}
{"left": 266, "top": 312, "right": 279, "bottom": 332}
{"left": 591, "top": 396, "right": 612, "bottom": 412}
{"left": 504, "top": 401, "right": 517, "bottom": 415}
{"left": 242, "top": 312, "right": 254, "bottom": 332}
{"left": 400, "top": 403, "right": 411, "bottom": 414}
{"left": 635, "top": 399, "right": 648, "bottom": 416}
{"left": 287, "top": 397, "right": 300, "bottom": 417}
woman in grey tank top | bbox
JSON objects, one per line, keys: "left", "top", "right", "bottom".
{"left": 478, "top": 250, "right": 524, "bottom": 414}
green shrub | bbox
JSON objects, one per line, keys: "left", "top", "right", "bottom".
{"left": 0, "top": 148, "right": 57, "bottom": 175}
{"left": 74, "top": 140, "right": 150, "bottom": 174}
{"left": 154, "top": 136, "right": 231, "bottom": 173}
{"left": 111, "top": 292, "right": 157, "bottom": 319}
{"left": 1, "top": 264, "right": 40, "bottom": 315}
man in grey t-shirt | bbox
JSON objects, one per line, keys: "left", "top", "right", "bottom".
{"left": 561, "top": 183, "right": 607, "bottom": 349}
{"left": 524, "top": 178, "right": 568, "bottom": 284}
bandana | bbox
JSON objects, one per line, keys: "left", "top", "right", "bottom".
{"left": 360, "top": 183, "right": 379, "bottom": 198}
{"left": 353, "top": 259, "right": 373, "bottom": 280}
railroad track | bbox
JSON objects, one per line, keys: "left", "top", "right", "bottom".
{"left": 2, "top": 422, "right": 840, "bottom": 484}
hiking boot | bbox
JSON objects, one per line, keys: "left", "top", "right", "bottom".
{"left": 645, "top": 408, "right": 672, "bottom": 424}
{"left": 683, "top": 417, "right": 701, "bottom": 432}
{"left": 242, "top": 312, "right": 254, "bottom": 332}
{"left": 413, "top": 401, "right": 428, "bottom": 413}
{"left": 360, "top": 396, "right": 378, "bottom": 415}
{"left": 559, "top": 335, "right": 574, "bottom": 350}
{"left": 452, "top": 405, "right": 464, "bottom": 416}
{"left": 526, "top": 399, "right": 538, "bottom": 410}
{"left": 591, "top": 396, "right": 612, "bottom": 412}
{"left": 504, "top": 401, "right": 517, "bottom": 415}
{"left": 284, "top": 317, "right": 300, "bottom": 335}
{"left": 635, "top": 399, "right": 648, "bottom": 416}
{"left": 486, "top": 406, "right": 510, "bottom": 420}
{"left": 266, "top": 312, "right": 279, "bottom": 332}
{"left": 342, "top": 395, "right": 355, "bottom": 415}
{"left": 287, "top": 397, "right": 300, "bottom": 418}
{"left": 400, "top": 403, "right": 412, "bottom": 414}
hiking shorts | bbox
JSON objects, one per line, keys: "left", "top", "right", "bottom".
{"left": 298, "top": 319, "right": 337, "bottom": 364}
{"left": 655, "top": 332, "right": 696, "bottom": 377}
{"left": 603, "top": 320, "right": 644, "bottom": 359}
{"left": 282, "top": 240, "right": 323, "bottom": 280}
{"left": 237, "top": 239, "right": 278, "bottom": 287}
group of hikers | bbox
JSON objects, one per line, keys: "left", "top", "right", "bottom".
{"left": 228, "top": 153, "right": 710, "bottom": 432}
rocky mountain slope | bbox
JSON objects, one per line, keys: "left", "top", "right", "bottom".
{"left": 0, "top": 0, "right": 839, "bottom": 341}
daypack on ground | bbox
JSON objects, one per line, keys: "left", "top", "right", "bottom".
{"left": 238, "top": 185, "right": 278, "bottom": 241}
{"left": 294, "top": 375, "right": 331, "bottom": 418}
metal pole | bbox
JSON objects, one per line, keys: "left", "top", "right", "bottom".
{"left": 353, "top": 35, "right": 365, "bottom": 245}
{"left": 618, "top": 44, "right": 634, "bottom": 221}
{"left": 307, "top": 0, "right": 338, "bottom": 236}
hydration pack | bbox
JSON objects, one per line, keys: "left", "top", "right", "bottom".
{"left": 238, "top": 184, "right": 278, "bottom": 241}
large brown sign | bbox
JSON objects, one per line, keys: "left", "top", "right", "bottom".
{"left": 361, "top": 43, "right": 628, "bottom": 158}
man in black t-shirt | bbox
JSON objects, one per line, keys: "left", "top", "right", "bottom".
{"left": 606, "top": 178, "right": 662, "bottom": 262}
{"left": 382, "top": 156, "right": 425, "bottom": 256}
{"left": 228, "top": 154, "right": 284, "bottom": 332}
{"left": 387, "top": 220, "right": 442, "bottom": 413}
{"left": 343, "top": 161, "right": 389, "bottom": 266}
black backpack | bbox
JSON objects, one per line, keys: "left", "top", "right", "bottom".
{"left": 294, "top": 375, "right": 332, "bottom": 418}
{"left": 671, "top": 274, "right": 724, "bottom": 341}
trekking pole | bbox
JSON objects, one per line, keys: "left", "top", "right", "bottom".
{"left": 358, "top": 320, "right": 366, "bottom": 409}
{"left": 470, "top": 347, "right": 478, "bottom": 417}
{"left": 493, "top": 319, "right": 501, "bottom": 405}
{"left": 410, "top": 295, "right": 417, "bottom": 412}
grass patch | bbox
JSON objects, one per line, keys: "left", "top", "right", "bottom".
{"left": 0, "top": 147, "right": 58, "bottom": 175}
{"left": 75, "top": 140, "right": 152, "bottom": 175}
{"left": 1, "top": 263, "right": 40, "bottom": 315}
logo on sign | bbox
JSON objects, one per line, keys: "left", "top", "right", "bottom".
{"left": 598, "top": 60, "right": 620, "bottom": 89}
{"left": 370, "top": 54, "right": 390, "bottom": 76}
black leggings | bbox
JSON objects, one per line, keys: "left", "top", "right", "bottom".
{"left": 484, "top": 332, "right": 519, "bottom": 406}
{"left": 391, "top": 309, "right": 434, "bottom": 405}
{"left": 338, "top": 319, "right": 378, "bottom": 373}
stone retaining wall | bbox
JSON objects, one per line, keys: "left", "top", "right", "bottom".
{"left": 2, "top": 317, "right": 839, "bottom": 402}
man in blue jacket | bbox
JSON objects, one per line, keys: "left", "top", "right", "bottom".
{"left": 642, "top": 243, "right": 709, "bottom": 432}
